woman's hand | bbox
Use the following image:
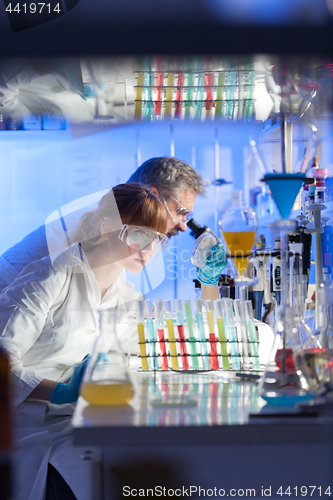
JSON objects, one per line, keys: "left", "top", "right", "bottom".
{"left": 50, "top": 354, "right": 91, "bottom": 404}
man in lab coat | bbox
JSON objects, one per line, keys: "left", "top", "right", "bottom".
{"left": 0, "top": 156, "right": 205, "bottom": 291}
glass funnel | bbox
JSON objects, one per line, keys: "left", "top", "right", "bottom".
{"left": 80, "top": 306, "right": 135, "bottom": 406}
{"left": 219, "top": 190, "right": 257, "bottom": 297}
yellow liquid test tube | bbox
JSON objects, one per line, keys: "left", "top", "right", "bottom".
{"left": 137, "top": 321, "right": 149, "bottom": 370}
{"left": 166, "top": 318, "right": 179, "bottom": 370}
{"left": 215, "top": 72, "right": 225, "bottom": 118}
{"left": 134, "top": 73, "right": 144, "bottom": 120}
{"left": 207, "top": 310, "right": 214, "bottom": 333}
{"left": 164, "top": 73, "right": 174, "bottom": 118}
{"left": 217, "top": 318, "right": 230, "bottom": 370}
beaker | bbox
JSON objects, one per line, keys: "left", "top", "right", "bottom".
{"left": 80, "top": 307, "right": 135, "bottom": 406}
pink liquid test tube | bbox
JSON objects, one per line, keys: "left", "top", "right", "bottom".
{"left": 174, "top": 299, "right": 189, "bottom": 370}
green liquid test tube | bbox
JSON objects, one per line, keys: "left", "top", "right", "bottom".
{"left": 194, "top": 300, "right": 209, "bottom": 370}
{"left": 215, "top": 72, "right": 225, "bottom": 119}
{"left": 195, "top": 73, "right": 204, "bottom": 120}
{"left": 165, "top": 73, "right": 174, "bottom": 118}
{"left": 216, "top": 318, "right": 230, "bottom": 370}
{"left": 245, "top": 300, "right": 260, "bottom": 371}
{"left": 224, "top": 299, "right": 240, "bottom": 371}
{"left": 226, "top": 71, "right": 235, "bottom": 118}
{"left": 184, "top": 301, "right": 199, "bottom": 370}
{"left": 185, "top": 72, "right": 195, "bottom": 118}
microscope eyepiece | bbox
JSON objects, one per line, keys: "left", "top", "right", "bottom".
{"left": 186, "top": 218, "right": 209, "bottom": 239}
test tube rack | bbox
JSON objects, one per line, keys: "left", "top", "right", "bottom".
{"left": 136, "top": 299, "right": 262, "bottom": 374}
{"left": 133, "top": 69, "right": 256, "bottom": 122}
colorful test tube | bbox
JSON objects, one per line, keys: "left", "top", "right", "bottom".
{"left": 184, "top": 300, "right": 199, "bottom": 370}
{"left": 137, "top": 300, "right": 148, "bottom": 370}
{"left": 245, "top": 300, "right": 260, "bottom": 371}
{"left": 154, "top": 300, "right": 168, "bottom": 370}
{"left": 224, "top": 299, "right": 240, "bottom": 371}
{"left": 174, "top": 72, "right": 184, "bottom": 119}
{"left": 164, "top": 73, "right": 174, "bottom": 118}
{"left": 154, "top": 72, "right": 164, "bottom": 116}
{"left": 214, "top": 299, "right": 230, "bottom": 370}
{"left": 185, "top": 71, "right": 195, "bottom": 118}
{"left": 134, "top": 73, "right": 144, "bottom": 120}
{"left": 144, "top": 72, "right": 154, "bottom": 121}
{"left": 215, "top": 72, "right": 225, "bottom": 119}
{"left": 244, "top": 69, "right": 255, "bottom": 120}
{"left": 204, "top": 72, "right": 214, "bottom": 119}
{"left": 195, "top": 72, "right": 204, "bottom": 120}
{"left": 226, "top": 71, "right": 236, "bottom": 118}
{"left": 145, "top": 299, "right": 158, "bottom": 371}
{"left": 174, "top": 299, "right": 189, "bottom": 370}
{"left": 194, "top": 299, "right": 209, "bottom": 370}
{"left": 164, "top": 300, "right": 179, "bottom": 370}
{"left": 205, "top": 300, "right": 219, "bottom": 370}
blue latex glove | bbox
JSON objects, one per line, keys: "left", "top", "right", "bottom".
{"left": 50, "top": 354, "right": 91, "bottom": 404}
{"left": 197, "top": 242, "right": 227, "bottom": 287}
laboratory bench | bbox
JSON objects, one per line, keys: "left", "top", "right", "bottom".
{"left": 73, "top": 369, "right": 333, "bottom": 500}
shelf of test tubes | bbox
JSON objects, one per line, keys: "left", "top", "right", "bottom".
{"left": 136, "top": 298, "right": 261, "bottom": 374}
{"left": 133, "top": 69, "right": 256, "bottom": 122}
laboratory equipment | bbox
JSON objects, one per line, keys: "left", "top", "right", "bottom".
{"left": 154, "top": 300, "right": 169, "bottom": 371}
{"left": 80, "top": 307, "right": 135, "bottom": 406}
{"left": 219, "top": 190, "right": 258, "bottom": 299}
{"left": 175, "top": 299, "right": 189, "bottom": 370}
{"left": 137, "top": 299, "right": 149, "bottom": 370}
{"left": 204, "top": 300, "right": 219, "bottom": 369}
{"left": 193, "top": 299, "right": 210, "bottom": 370}
{"left": 164, "top": 300, "right": 179, "bottom": 370}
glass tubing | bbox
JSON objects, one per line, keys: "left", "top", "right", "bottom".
{"left": 133, "top": 69, "right": 255, "bottom": 122}
{"left": 136, "top": 298, "right": 260, "bottom": 373}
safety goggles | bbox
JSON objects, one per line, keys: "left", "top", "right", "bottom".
{"left": 118, "top": 224, "right": 169, "bottom": 253}
{"left": 163, "top": 195, "right": 193, "bottom": 225}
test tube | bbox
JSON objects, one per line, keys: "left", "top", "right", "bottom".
{"left": 245, "top": 300, "right": 260, "bottom": 371}
{"left": 185, "top": 71, "right": 195, "bottom": 118}
{"left": 154, "top": 72, "right": 164, "bottom": 116}
{"left": 244, "top": 69, "right": 255, "bottom": 120}
{"left": 215, "top": 72, "right": 225, "bottom": 119}
{"left": 137, "top": 299, "right": 149, "bottom": 370}
{"left": 194, "top": 299, "right": 209, "bottom": 370}
{"left": 174, "top": 299, "right": 189, "bottom": 370}
{"left": 205, "top": 300, "right": 219, "bottom": 370}
{"left": 164, "top": 300, "right": 179, "bottom": 370}
{"left": 174, "top": 73, "right": 184, "bottom": 119}
{"left": 234, "top": 299, "right": 250, "bottom": 371}
{"left": 145, "top": 299, "right": 158, "bottom": 371}
{"left": 226, "top": 71, "right": 236, "bottom": 118}
{"left": 214, "top": 299, "right": 230, "bottom": 370}
{"left": 204, "top": 72, "right": 214, "bottom": 119}
{"left": 164, "top": 73, "right": 174, "bottom": 118}
{"left": 134, "top": 73, "right": 144, "bottom": 120}
{"left": 154, "top": 300, "right": 168, "bottom": 370}
{"left": 224, "top": 298, "right": 240, "bottom": 371}
{"left": 195, "top": 72, "right": 204, "bottom": 120}
{"left": 184, "top": 300, "right": 199, "bottom": 370}
{"left": 144, "top": 71, "right": 154, "bottom": 121}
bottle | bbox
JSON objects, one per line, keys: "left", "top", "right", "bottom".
{"left": 315, "top": 180, "right": 326, "bottom": 204}
{"left": 80, "top": 306, "right": 135, "bottom": 406}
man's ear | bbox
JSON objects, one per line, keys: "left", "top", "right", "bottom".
{"left": 148, "top": 186, "right": 159, "bottom": 198}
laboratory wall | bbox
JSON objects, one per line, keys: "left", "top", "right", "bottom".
{"left": 0, "top": 119, "right": 279, "bottom": 300}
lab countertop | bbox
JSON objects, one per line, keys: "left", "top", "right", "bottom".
{"left": 72, "top": 369, "right": 333, "bottom": 447}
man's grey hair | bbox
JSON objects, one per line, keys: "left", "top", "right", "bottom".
{"left": 127, "top": 157, "right": 206, "bottom": 199}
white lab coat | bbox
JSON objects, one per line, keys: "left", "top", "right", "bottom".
{"left": 0, "top": 243, "right": 141, "bottom": 500}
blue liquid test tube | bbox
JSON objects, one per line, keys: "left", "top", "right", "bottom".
{"left": 194, "top": 299, "right": 209, "bottom": 370}
{"left": 226, "top": 71, "right": 236, "bottom": 118}
{"left": 145, "top": 299, "right": 158, "bottom": 370}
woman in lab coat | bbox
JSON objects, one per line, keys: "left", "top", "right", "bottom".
{"left": 0, "top": 183, "right": 168, "bottom": 500}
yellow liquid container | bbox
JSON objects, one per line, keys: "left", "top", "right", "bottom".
{"left": 81, "top": 381, "right": 135, "bottom": 406}
{"left": 222, "top": 230, "right": 256, "bottom": 276}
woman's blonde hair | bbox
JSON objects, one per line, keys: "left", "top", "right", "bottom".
{"left": 71, "top": 183, "right": 167, "bottom": 251}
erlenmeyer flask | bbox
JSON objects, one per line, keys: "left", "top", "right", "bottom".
{"left": 297, "top": 282, "right": 333, "bottom": 393}
{"left": 259, "top": 305, "right": 313, "bottom": 405}
{"left": 80, "top": 307, "right": 135, "bottom": 406}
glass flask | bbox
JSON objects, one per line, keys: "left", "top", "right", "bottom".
{"left": 80, "top": 306, "right": 135, "bottom": 406}
{"left": 258, "top": 305, "right": 313, "bottom": 405}
{"left": 219, "top": 190, "right": 258, "bottom": 299}
{"left": 296, "top": 281, "right": 333, "bottom": 394}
